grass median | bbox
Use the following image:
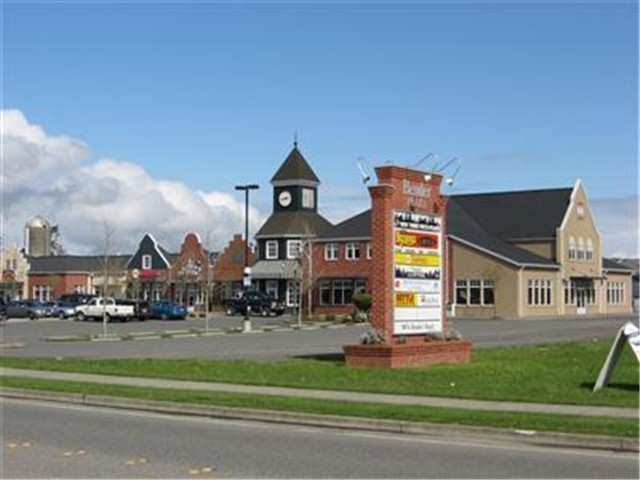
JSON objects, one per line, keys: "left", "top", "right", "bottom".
{"left": 1, "top": 339, "right": 638, "bottom": 437}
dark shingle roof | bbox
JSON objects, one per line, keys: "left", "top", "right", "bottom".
{"left": 451, "top": 188, "right": 572, "bottom": 241}
{"left": 256, "top": 211, "right": 333, "bottom": 238}
{"left": 270, "top": 145, "right": 320, "bottom": 185}
{"left": 28, "top": 255, "right": 131, "bottom": 274}
{"left": 447, "top": 198, "right": 557, "bottom": 268}
{"left": 316, "top": 187, "right": 576, "bottom": 268}
{"left": 602, "top": 258, "right": 633, "bottom": 272}
{"left": 317, "top": 210, "right": 371, "bottom": 240}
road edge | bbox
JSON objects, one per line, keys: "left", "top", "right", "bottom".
{"left": 2, "top": 387, "right": 637, "bottom": 453}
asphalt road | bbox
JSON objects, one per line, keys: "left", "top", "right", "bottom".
{"left": 3, "top": 398, "right": 638, "bottom": 479}
{"left": 1, "top": 313, "right": 637, "bottom": 361}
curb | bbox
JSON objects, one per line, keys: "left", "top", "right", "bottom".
{"left": 42, "top": 322, "right": 352, "bottom": 342}
{"left": 2, "top": 387, "right": 637, "bottom": 453}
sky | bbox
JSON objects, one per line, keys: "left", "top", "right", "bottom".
{"left": 1, "top": 1, "right": 638, "bottom": 258}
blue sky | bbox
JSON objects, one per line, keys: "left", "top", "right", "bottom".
{"left": 1, "top": 1, "right": 638, "bottom": 257}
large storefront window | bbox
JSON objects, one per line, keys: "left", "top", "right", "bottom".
{"left": 319, "top": 279, "right": 365, "bottom": 306}
{"left": 455, "top": 279, "right": 494, "bottom": 306}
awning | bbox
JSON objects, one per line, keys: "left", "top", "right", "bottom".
{"left": 251, "top": 260, "right": 300, "bottom": 280}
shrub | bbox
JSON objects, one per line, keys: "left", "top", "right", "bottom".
{"left": 352, "top": 293, "right": 372, "bottom": 312}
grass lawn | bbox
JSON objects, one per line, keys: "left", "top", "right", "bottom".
{"left": 2, "top": 375, "right": 636, "bottom": 438}
{"left": 1, "top": 339, "right": 638, "bottom": 407}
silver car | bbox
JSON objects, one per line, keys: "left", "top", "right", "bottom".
{"left": 5, "top": 300, "right": 47, "bottom": 319}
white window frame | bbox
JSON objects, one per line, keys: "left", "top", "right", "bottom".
{"left": 287, "top": 240, "right": 302, "bottom": 259}
{"left": 366, "top": 242, "right": 372, "bottom": 259}
{"left": 142, "top": 254, "right": 152, "bottom": 270}
{"left": 266, "top": 240, "right": 278, "bottom": 260}
{"left": 345, "top": 242, "right": 360, "bottom": 260}
{"left": 324, "top": 243, "right": 338, "bottom": 261}
{"left": 586, "top": 238, "right": 594, "bottom": 261}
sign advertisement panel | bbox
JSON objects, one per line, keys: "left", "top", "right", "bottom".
{"left": 393, "top": 211, "right": 443, "bottom": 334}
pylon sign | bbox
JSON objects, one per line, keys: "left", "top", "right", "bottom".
{"left": 392, "top": 211, "right": 443, "bottom": 334}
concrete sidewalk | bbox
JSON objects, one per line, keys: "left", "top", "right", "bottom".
{"left": 2, "top": 367, "right": 637, "bottom": 418}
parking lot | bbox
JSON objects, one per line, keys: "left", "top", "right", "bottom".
{"left": 1, "top": 313, "right": 636, "bottom": 362}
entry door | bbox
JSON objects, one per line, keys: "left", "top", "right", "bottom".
{"left": 576, "top": 285, "right": 587, "bottom": 315}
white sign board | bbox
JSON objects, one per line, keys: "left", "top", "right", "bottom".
{"left": 392, "top": 211, "right": 443, "bottom": 334}
{"left": 593, "top": 322, "right": 640, "bottom": 391}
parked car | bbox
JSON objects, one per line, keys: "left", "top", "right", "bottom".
{"left": 116, "top": 299, "right": 152, "bottom": 321}
{"left": 58, "top": 293, "right": 96, "bottom": 307}
{"left": 223, "top": 291, "right": 285, "bottom": 317}
{"left": 75, "top": 297, "right": 135, "bottom": 322}
{"left": 42, "top": 301, "right": 57, "bottom": 317}
{"left": 52, "top": 300, "right": 77, "bottom": 319}
{"left": 150, "top": 300, "right": 188, "bottom": 320}
{"left": 5, "top": 300, "right": 48, "bottom": 319}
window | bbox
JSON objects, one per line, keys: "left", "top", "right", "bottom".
{"left": 324, "top": 243, "right": 338, "bottom": 261}
{"left": 346, "top": 242, "right": 360, "bottom": 260}
{"left": 32, "top": 285, "right": 52, "bottom": 302}
{"left": 266, "top": 280, "right": 279, "bottom": 300}
{"left": 455, "top": 280, "right": 468, "bottom": 305}
{"left": 319, "top": 279, "right": 360, "bottom": 305}
{"left": 301, "top": 188, "right": 315, "bottom": 209}
{"left": 455, "top": 279, "right": 494, "bottom": 306}
{"left": 607, "top": 282, "right": 625, "bottom": 305}
{"left": 528, "top": 279, "right": 552, "bottom": 306}
{"left": 366, "top": 242, "right": 372, "bottom": 259}
{"left": 266, "top": 240, "right": 278, "bottom": 260}
{"left": 577, "top": 237, "right": 585, "bottom": 260}
{"left": 568, "top": 236, "right": 576, "bottom": 260}
{"left": 469, "top": 280, "right": 481, "bottom": 305}
{"left": 287, "top": 240, "right": 302, "bottom": 259}
{"left": 586, "top": 238, "right": 594, "bottom": 261}
{"left": 142, "top": 254, "right": 152, "bottom": 270}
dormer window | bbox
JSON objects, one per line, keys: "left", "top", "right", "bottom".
{"left": 142, "top": 254, "right": 152, "bottom": 270}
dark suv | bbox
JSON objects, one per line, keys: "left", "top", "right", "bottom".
{"left": 223, "top": 291, "right": 285, "bottom": 317}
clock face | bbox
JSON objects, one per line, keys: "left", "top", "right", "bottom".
{"left": 278, "top": 190, "right": 292, "bottom": 207}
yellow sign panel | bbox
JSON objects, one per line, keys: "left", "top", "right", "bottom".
{"left": 395, "top": 292, "right": 417, "bottom": 307}
{"left": 394, "top": 252, "right": 440, "bottom": 267}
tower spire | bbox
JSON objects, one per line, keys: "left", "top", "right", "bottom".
{"left": 293, "top": 130, "right": 298, "bottom": 148}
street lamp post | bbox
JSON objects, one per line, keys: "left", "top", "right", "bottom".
{"left": 235, "top": 183, "right": 259, "bottom": 332}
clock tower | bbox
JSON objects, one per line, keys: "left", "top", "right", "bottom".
{"left": 251, "top": 142, "right": 333, "bottom": 312}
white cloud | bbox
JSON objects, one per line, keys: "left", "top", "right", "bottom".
{"left": 0, "top": 110, "right": 265, "bottom": 255}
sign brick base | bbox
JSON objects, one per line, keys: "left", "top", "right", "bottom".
{"left": 343, "top": 340, "right": 473, "bottom": 368}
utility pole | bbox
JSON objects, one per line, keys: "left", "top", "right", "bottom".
{"left": 234, "top": 183, "right": 259, "bottom": 332}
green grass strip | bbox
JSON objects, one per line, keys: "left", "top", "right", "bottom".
{"left": 2, "top": 376, "right": 637, "bottom": 438}
{"left": 1, "top": 339, "right": 637, "bottom": 407}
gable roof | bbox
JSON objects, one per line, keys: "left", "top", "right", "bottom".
{"left": 256, "top": 211, "right": 333, "bottom": 238}
{"left": 451, "top": 188, "right": 572, "bottom": 241}
{"left": 126, "top": 233, "right": 172, "bottom": 269}
{"left": 270, "top": 144, "right": 320, "bottom": 186}
{"left": 317, "top": 209, "right": 371, "bottom": 241}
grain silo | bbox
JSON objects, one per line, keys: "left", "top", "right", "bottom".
{"left": 24, "top": 216, "right": 52, "bottom": 257}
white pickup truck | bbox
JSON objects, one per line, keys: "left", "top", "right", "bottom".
{"left": 75, "top": 297, "right": 135, "bottom": 323}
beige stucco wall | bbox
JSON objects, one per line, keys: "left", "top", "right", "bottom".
{"left": 514, "top": 241, "right": 556, "bottom": 261}
{"left": 450, "top": 242, "right": 520, "bottom": 318}
{"left": 601, "top": 270, "right": 634, "bottom": 315}
{"left": 519, "top": 268, "right": 561, "bottom": 317}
